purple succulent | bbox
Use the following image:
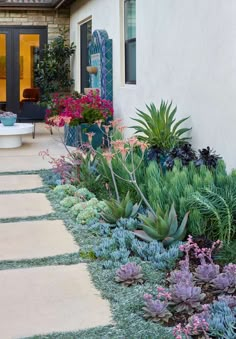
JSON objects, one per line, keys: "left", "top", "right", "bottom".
{"left": 195, "top": 263, "right": 220, "bottom": 283}
{"left": 211, "top": 272, "right": 236, "bottom": 294}
{"left": 218, "top": 295, "right": 236, "bottom": 308}
{"left": 170, "top": 283, "right": 205, "bottom": 314}
{"left": 168, "top": 269, "right": 193, "bottom": 285}
{"left": 143, "top": 294, "right": 172, "bottom": 323}
{"left": 223, "top": 263, "right": 236, "bottom": 274}
{"left": 115, "top": 262, "right": 144, "bottom": 286}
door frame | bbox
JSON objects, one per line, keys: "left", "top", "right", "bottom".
{"left": 0, "top": 25, "right": 47, "bottom": 113}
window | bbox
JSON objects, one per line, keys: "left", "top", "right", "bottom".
{"left": 124, "top": 0, "right": 136, "bottom": 84}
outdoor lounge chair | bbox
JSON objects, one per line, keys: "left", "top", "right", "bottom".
{"left": 18, "top": 88, "right": 52, "bottom": 138}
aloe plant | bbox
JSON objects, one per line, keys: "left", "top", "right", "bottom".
{"left": 101, "top": 191, "right": 140, "bottom": 224}
{"left": 136, "top": 203, "right": 189, "bottom": 246}
{"left": 132, "top": 100, "right": 191, "bottom": 151}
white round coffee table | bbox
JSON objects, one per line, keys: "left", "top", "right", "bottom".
{"left": 0, "top": 123, "right": 34, "bottom": 148}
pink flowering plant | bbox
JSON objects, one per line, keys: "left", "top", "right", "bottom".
{"left": 45, "top": 89, "right": 113, "bottom": 127}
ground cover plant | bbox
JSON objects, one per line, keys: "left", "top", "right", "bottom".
{"left": 40, "top": 102, "right": 236, "bottom": 338}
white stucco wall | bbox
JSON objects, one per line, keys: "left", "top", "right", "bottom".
{"left": 70, "top": 0, "right": 236, "bottom": 170}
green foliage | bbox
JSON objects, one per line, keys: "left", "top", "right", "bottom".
{"left": 143, "top": 160, "right": 229, "bottom": 236}
{"left": 138, "top": 203, "right": 189, "bottom": 246}
{"left": 101, "top": 192, "right": 140, "bottom": 224}
{"left": 132, "top": 100, "right": 191, "bottom": 150}
{"left": 70, "top": 197, "right": 107, "bottom": 224}
{"left": 35, "top": 29, "right": 76, "bottom": 104}
{"left": 53, "top": 184, "right": 77, "bottom": 198}
{"left": 188, "top": 187, "right": 236, "bottom": 244}
{"left": 97, "top": 147, "right": 146, "bottom": 201}
{"left": 79, "top": 151, "right": 109, "bottom": 201}
{"left": 216, "top": 240, "right": 236, "bottom": 264}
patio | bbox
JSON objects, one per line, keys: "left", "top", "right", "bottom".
{"left": 0, "top": 123, "right": 68, "bottom": 171}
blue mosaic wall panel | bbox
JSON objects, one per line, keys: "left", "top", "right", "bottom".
{"left": 88, "top": 30, "right": 113, "bottom": 101}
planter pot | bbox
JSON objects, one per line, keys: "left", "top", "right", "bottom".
{"left": 64, "top": 123, "right": 106, "bottom": 149}
{"left": 1, "top": 117, "right": 17, "bottom": 126}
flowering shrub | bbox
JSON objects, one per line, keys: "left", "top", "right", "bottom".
{"left": 45, "top": 90, "right": 113, "bottom": 127}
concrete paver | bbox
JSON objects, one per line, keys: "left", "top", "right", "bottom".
{"left": 0, "top": 123, "right": 74, "bottom": 171}
{"left": 0, "top": 220, "right": 79, "bottom": 260}
{"left": 0, "top": 264, "right": 112, "bottom": 338}
{"left": 0, "top": 174, "right": 43, "bottom": 191}
{"left": 0, "top": 193, "right": 53, "bottom": 219}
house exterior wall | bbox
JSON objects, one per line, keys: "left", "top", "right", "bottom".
{"left": 70, "top": 0, "right": 236, "bottom": 170}
{"left": 0, "top": 9, "right": 70, "bottom": 42}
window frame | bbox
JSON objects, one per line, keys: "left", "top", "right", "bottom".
{"left": 124, "top": 0, "right": 136, "bottom": 84}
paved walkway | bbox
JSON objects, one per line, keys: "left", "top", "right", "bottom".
{"left": 0, "top": 125, "right": 112, "bottom": 338}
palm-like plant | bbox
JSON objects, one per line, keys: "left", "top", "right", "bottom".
{"left": 131, "top": 101, "right": 191, "bottom": 151}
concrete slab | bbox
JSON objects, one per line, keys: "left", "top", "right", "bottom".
{"left": 0, "top": 174, "right": 43, "bottom": 191}
{"left": 0, "top": 193, "right": 53, "bottom": 219}
{"left": 0, "top": 123, "right": 75, "bottom": 172}
{"left": 0, "top": 264, "right": 112, "bottom": 338}
{"left": 0, "top": 220, "right": 79, "bottom": 260}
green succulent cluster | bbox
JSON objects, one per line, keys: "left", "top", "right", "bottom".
{"left": 138, "top": 204, "right": 189, "bottom": 246}
{"left": 53, "top": 184, "right": 77, "bottom": 199}
{"left": 70, "top": 198, "right": 107, "bottom": 224}
{"left": 101, "top": 192, "right": 140, "bottom": 224}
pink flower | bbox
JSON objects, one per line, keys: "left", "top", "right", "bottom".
{"left": 117, "top": 146, "right": 128, "bottom": 160}
{"left": 117, "top": 125, "right": 127, "bottom": 133}
{"left": 104, "top": 125, "right": 111, "bottom": 134}
{"left": 85, "top": 132, "right": 95, "bottom": 144}
{"left": 110, "top": 119, "right": 122, "bottom": 127}
{"left": 111, "top": 140, "right": 126, "bottom": 150}
{"left": 137, "top": 141, "right": 148, "bottom": 153}
{"left": 128, "top": 137, "right": 138, "bottom": 147}
{"left": 103, "top": 152, "right": 114, "bottom": 165}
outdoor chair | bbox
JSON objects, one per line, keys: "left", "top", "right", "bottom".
{"left": 18, "top": 88, "right": 52, "bottom": 138}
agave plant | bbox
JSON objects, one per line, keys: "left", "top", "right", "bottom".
{"left": 136, "top": 203, "right": 189, "bottom": 246}
{"left": 115, "top": 262, "right": 144, "bottom": 286}
{"left": 131, "top": 100, "right": 191, "bottom": 151}
{"left": 101, "top": 191, "right": 140, "bottom": 224}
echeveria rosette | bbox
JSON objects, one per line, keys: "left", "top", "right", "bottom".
{"left": 168, "top": 269, "right": 193, "bottom": 285}
{"left": 211, "top": 272, "right": 236, "bottom": 294}
{"left": 195, "top": 263, "right": 220, "bottom": 283}
{"left": 170, "top": 283, "right": 206, "bottom": 314}
{"left": 115, "top": 262, "right": 144, "bottom": 286}
{"left": 143, "top": 294, "right": 172, "bottom": 323}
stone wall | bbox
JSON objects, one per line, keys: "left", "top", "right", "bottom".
{"left": 0, "top": 9, "right": 70, "bottom": 42}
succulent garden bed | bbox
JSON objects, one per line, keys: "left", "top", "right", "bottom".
{"left": 40, "top": 99, "right": 236, "bottom": 338}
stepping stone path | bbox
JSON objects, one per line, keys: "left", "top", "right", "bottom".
{"left": 0, "top": 174, "right": 112, "bottom": 338}
{"left": 0, "top": 220, "right": 79, "bottom": 261}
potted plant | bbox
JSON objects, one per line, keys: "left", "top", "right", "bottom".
{"left": 45, "top": 89, "right": 113, "bottom": 148}
{"left": 34, "top": 29, "right": 76, "bottom": 106}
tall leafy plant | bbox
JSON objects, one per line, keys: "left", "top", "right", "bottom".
{"left": 188, "top": 187, "right": 236, "bottom": 244}
{"left": 143, "top": 160, "right": 229, "bottom": 237}
{"left": 35, "top": 29, "right": 76, "bottom": 104}
{"left": 131, "top": 100, "right": 191, "bottom": 151}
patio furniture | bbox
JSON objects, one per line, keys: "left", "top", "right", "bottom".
{"left": 0, "top": 123, "right": 34, "bottom": 148}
